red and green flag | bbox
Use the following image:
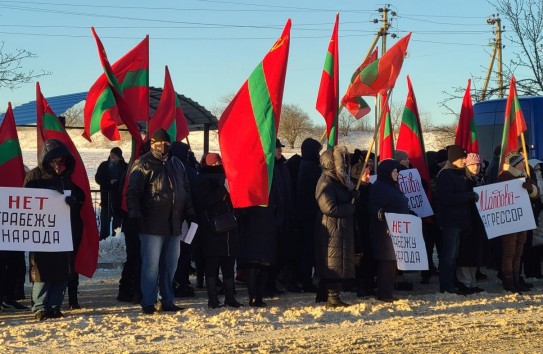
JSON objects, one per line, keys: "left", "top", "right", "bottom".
{"left": 455, "top": 79, "right": 479, "bottom": 153}
{"left": 499, "top": 75, "right": 527, "bottom": 173}
{"left": 340, "top": 48, "right": 377, "bottom": 119}
{"left": 149, "top": 65, "right": 189, "bottom": 142}
{"left": 218, "top": 19, "right": 291, "bottom": 208}
{"left": 0, "top": 102, "right": 25, "bottom": 187}
{"left": 396, "top": 76, "right": 430, "bottom": 187}
{"left": 36, "top": 82, "right": 99, "bottom": 278}
{"left": 345, "top": 33, "right": 411, "bottom": 98}
{"left": 316, "top": 13, "right": 339, "bottom": 150}
{"left": 84, "top": 28, "right": 149, "bottom": 142}
{"left": 379, "top": 94, "right": 395, "bottom": 160}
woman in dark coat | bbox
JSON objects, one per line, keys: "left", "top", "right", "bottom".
{"left": 314, "top": 145, "right": 357, "bottom": 307}
{"left": 368, "top": 159, "right": 409, "bottom": 302}
{"left": 24, "top": 139, "right": 84, "bottom": 320}
{"left": 197, "top": 153, "right": 242, "bottom": 308}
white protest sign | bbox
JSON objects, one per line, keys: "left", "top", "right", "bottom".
{"left": 384, "top": 212, "right": 428, "bottom": 271}
{"left": 474, "top": 178, "right": 536, "bottom": 239}
{"left": 397, "top": 169, "right": 433, "bottom": 217}
{"left": 0, "top": 187, "right": 73, "bottom": 252}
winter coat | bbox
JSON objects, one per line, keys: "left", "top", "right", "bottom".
{"left": 24, "top": 139, "right": 84, "bottom": 283}
{"left": 314, "top": 146, "right": 356, "bottom": 280}
{"left": 296, "top": 138, "right": 322, "bottom": 225}
{"left": 196, "top": 165, "right": 239, "bottom": 258}
{"left": 497, "top": 163, "right": 540, "bottom": 199}
{"left": 95, "top": 158, "right": 128, "bottom": 192}
{"left": 436, "top": 161, "right": 473, "bottom": 229}
{"left": 368, "top": 159, "right": 410, "bottom": 261}
{"left": 126, "top": 150, "right": 195, "bottom": 237}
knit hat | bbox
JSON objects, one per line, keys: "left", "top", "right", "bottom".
{"left": 205, "top": 153, "right": 222, "bottom": 166}
{"left": 395, "top": 150, "right": 409, "bottom": 162}
{"left": 447, "top": 145, "right": 467, "bottom": 163}
{"left": 508, "top": 153, "right": 524, "bottom": 167}
{"left": 276, "top": 138, "right": 285, "bottom": 148}
{"left": 110, "top": 147, "right": 122, "bottom": 158}
{"left": 151, "top": 128, "right": 171, "bottom": 143}
{"left": 436, "top": 149, "right": 448, "bottom": 164}
{"left": 465, "top": 153, "right": 483, "bottom": 166}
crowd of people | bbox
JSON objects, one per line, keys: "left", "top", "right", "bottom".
{"left": 2, "top": 130, "right": 543, "bottom": 320}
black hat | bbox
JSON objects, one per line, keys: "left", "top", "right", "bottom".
{"left": 508, "top": 153, "right": 524, "bottom": 167}
{"left": 276, "top": 138, "right": 285, "bottom": 148}
{"left": 447, "top": 145, "right": 467, "bottom": 163}
{"left": 151, "top": 128, "right": 171, "bottom": 143}
{"left": 110, "top": 147, "right": 122, "bottom": 158}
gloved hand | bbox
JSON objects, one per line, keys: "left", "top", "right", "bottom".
{"left": 65, "top": 196, "right": 81, "bottom": 207}
{"left": 186, "top": 214, "right": 198, "bottom": 225}
{"left": 351, "top": 189, "right": 360, "bottom": 201}
{"left": 468, "top": 192, "right": 480, "bottom": 202}
{"left": 522, "top": 181, "right": 534, "bottom": 193}
{"left": 377, "top": 208, "right": 386, "bottom": 221}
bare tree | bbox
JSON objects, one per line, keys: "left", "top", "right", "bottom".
{"left": 278, "top": 103, "right": 313, "bottom": 148}
{"left": 62, "top": 101, "right": 84, "bottom": 127}
{"left": 0, "top": 42, "right": 50, "bottom": 89}
{"left": 209, "top": 93, "right": 235, "bottom": 119}
{"left": 338, "top": 109, "right": 356, "bottom": 137}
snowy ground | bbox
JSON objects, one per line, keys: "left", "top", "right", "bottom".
{"left": 6, "top": 130, "right": 541, "bottom": 353}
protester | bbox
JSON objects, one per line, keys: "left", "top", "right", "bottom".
{"left": 314, "top": 146, "right": 357, "bottom": 307}
{"left": 95, "top": 147, "right": 128, "bottom": 240}
{"left": 456, "top": 153, "right": 486, "bottom": 294}
{"left": 197, "top": 153, "right": 242, "bottom": 308}
{"left": 497, "top": 152, "right": 540, "bottom": 292}
{"left": 126, "top": 129, "right": 196, "bottom": 314}
{"left": 395, "top": 150, "right": 411, "bottom": 170}
{"left": 368, "top": 159, "right": 410, "bottom": 302}
{"left": 436, "top": 145, "right": 479, "bottom": 294}
{"left": 24, "top": 139, "right": 85, "bottom": 320}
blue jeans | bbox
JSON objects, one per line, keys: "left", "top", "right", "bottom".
{"left": 31, "top": 281, "right": 67, "bottom": 313}
{"left": 438, "top": 228, "right": 463, "bottom": 292}
{"left": 139, "top": 234, "right": 181, "bottom": 308}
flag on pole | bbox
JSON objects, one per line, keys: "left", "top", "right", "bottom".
{"left": 219, "top": 19, "right": 291, "bottom": 208}
{"left": 36, "top": 83, "right": 99, "bottom": 278}
{"left": 344, "top": 33, "right": 411, "bottom": 98}
{"left": 499, "top": 75, "right": 527, "bottom": 173}
{"left": 0, "top": 102, "right": 25, "bottom": 187}
{"left": 379, "top": 94, "right": 395, "bottom": 160}
{"left": 340, "top": 48, "right": 377, "bottom": 119}
{"left": 316, "top": 13, "right": 339, "bottom": 150}
{"left": 83, "top": 31, "right": 149, "bottom": 142}
{"left": 455, "top": 79, "right": 479, "bottom": 153}
{"left": 396, "top": 76, "right": 430, "bottom": 187}
{"left": 148, "top": 65, "right": 189, "bottom": 142}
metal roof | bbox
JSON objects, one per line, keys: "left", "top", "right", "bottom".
{"left": 1, "top": 87, "right": 218, "bottom": 130}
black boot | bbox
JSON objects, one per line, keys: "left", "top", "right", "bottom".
{"left": 502, "top": 273, "right": 521, "bottom": 293}
{"left": 223, "top": 278, "right": 243, "bottom": 308}
{"left": 206, "top": 277, "right": 223, "bottom": 309}
{"left": 251, "top": 266, "right": 268, "bottom": 307}
{"left": 513, "top": 273, "right": 531, "bottom": 292}
{"left": 519, "top": 274, "right": 534, "bottom": 289}
{"left": 247, "top": 267, "right": 264, "bottom": 307}
{"left": 326, "top": 289, "right": 349, "bottom": 308}
{"left": 315, "top": 279, "right": 327, "bottom": 303}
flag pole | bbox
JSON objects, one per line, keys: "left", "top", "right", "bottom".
{"left": 520, "top": 132, "right": 530, "bottom": 177}
{"left": 352, "top": 90, "right": 392, "bottom": 203}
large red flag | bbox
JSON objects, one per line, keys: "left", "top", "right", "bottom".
{"left": 378, "top": 94, "right": 395, "bottom": 160}
{"left": 316, "top": 14, "right": 339, "bottom": 150}
{"left": 396, "top": 76, "right": 430, "bottom": 188}
{"left": 149, "top": 66, "right": 189, "bottom": 142}
{"left": 455, "top": 79, "right": 479, "bottom": 153}
{"left": 499, "top": 75, "right": 527, "bottom": 173}
{"left": 83, "top": 32, "right": 149, "bottom": 141}
{"left": 36, "top": 83, "right": 99, "bottom": 278}
{"left": 345, "top": 33, "right": 411, "bottom": 98}
{"left": 340, "top": 48, "right": 377, "bottom": 119}
{"left": 0, "top": 102, "right": 25, "bottom": 187}
{"left": 219, "top": 19, "right": 291, "bottom": 208}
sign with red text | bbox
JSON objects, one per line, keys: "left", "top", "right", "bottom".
{"left": 0, "top": 187, "right": 73, "bottom": 251}
{"left": 384, "top": 212, "right": 428, "bottom": 271}
{"left": 473, "top": 178, "right": 536, "bottom": 239}
{"left": 398, "top": 169, "right": 433, "bottom": 217}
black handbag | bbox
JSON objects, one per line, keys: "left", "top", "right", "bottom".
{"left": 206, "top": 204, "right": 237, "bottom": 234}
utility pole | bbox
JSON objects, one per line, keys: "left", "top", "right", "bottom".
{"left": 480, "top": 14, "right": 505, "bottom": 101}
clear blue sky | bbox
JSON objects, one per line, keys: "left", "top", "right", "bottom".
{"left": 0, "top": 0, "right": 513, "bottom": 126}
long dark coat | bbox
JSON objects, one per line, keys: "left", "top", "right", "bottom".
{"left": 314, "top": 147, "right": 356, "bottom": 280}
{"left": 196, "top": 165, "right": 239, "bottom": 258}
{"left": 368, "top": 160, "right": 410, "bottom": 261}
{"left": 24, "top": 139, "right": 84, "bottom": 283}
{"left": 436, "top": 162, "right": 473, "bottom": 230}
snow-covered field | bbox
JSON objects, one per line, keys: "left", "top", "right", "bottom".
{"left": 6, "top": 129, "right": 543, "bottom": 353}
